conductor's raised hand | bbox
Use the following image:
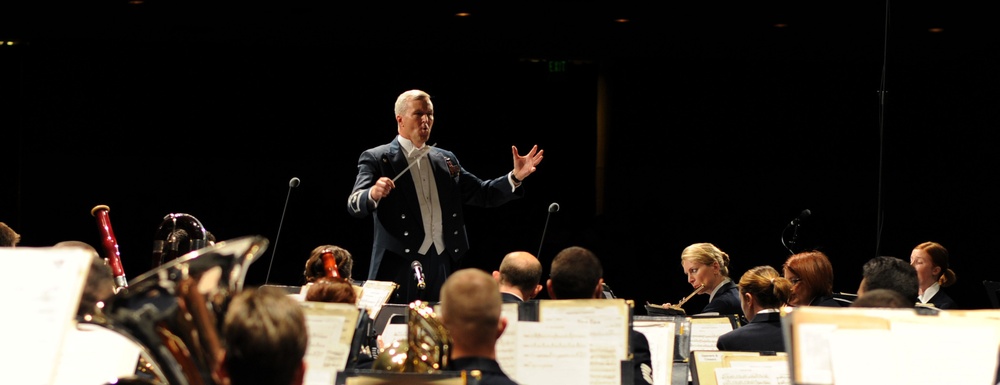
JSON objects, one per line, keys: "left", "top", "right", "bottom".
{"left": 511, "top": 145, "right": 544, "bottom": 182}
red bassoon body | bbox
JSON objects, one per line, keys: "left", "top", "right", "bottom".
{"left": 91, "top": 205, "right": 128, "bottom": 291}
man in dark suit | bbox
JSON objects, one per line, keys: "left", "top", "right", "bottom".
{"left": 440, "top": 268, "right": 518, "bottom": 385}
{"left": 546, "top": 246, "right": 654, "bottom": 385}
{"left": 347, "top": 89, "right": 544, "bottom": 304}
{"left": 492, "top": 251, "right": 543, "bottom": 303}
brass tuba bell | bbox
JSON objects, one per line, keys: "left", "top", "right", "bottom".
{"left": 100, "top": 235, "right": 269, "bottom": 385}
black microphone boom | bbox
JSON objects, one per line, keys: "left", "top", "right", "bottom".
{"left": 537, "top": 202, "right": 560, "bottom": 259}
{"left": 782, "top": 208, "right": 811, "bottom": 255}
{"left": 791, "top": 208, "right": 812, "bottom": 225}
{"left": 264, "top": 177, "right": 300, "bottom": 284}
{"left": 411, "top": 260, "right": 426, "bottom": 290}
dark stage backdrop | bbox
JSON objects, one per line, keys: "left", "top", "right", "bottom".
{"left": 3, "top": 1, "right": 999, "bottom": 311}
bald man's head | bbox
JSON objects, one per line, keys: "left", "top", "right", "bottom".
{"left": 440, "top": 268, "right": 504, "bottom": 353}
{"left": 496, "top": 251, "right": 543, "bottom": 299}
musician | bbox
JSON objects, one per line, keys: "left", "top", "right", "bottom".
{"left": 346, "top": 89, "right": 544, "bottom": 304}
{"left": 857, "top": 255, "right": 919, "bottom": 305}
{"left": 305, "top": 278, "right": 378, "bottom": 370}
{"left": 782, "top": 250, "right": 847, "bottom": 307}
{"left": 218, "top": 286, "right": 308, "bottom": 385}
{"left": 716, "top": 265, "right": 792, "bottom": 352}
{"left": 910, "top": 241, "right": 959, "bottom": 309}
{"left": 547, "top": 246, "right": 653, "bottom": 385}
{"left": 303, "top": 245, "right": 356, "bottom": 285}
{"left": 492, "top": 251, "right": 543, "bottom": 303}
{"left": 664, "top": 242, "right": 747, "bottom": 324}
{"left": 850, "top": 288, "right": 912, "bottom": 308}
{"left": 440, "top": 268, "right": 518, "bottom": 385}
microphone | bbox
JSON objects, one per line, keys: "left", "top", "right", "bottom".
{"left": 411, "top": 260, "right": 426, "bottom": 290}
{"left": 784, "top": 208, "right": 811, "bottom": 255}
{"left": 790, "top": 209, "right": 811, "bottom": 225}
{"left": 264, "top": 177, "right": 301, "bottom": 284}
{"left": 537, "top": 202, "right": 560, "bottom": 259}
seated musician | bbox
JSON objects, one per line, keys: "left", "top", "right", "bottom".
{"left": 663, "top": 242, "right": 747, "bottom": 324}
{"left": 440, "top": 268, "right": 519, "bottom": 384}
{"left": 547, "top": 246, "right": 653, "bottom": 385}
{"left": 305, "top": 278, "right": 378, "bottom": 370}
{"left": 217, "top": 286, "right": 308, "bottom": 385}
{"left": 716, "top": 265, "right": 792, "bottom": 352}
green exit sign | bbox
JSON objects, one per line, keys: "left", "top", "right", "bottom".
{"left": 548, "top": 60, "right": 567, "bottom": 73}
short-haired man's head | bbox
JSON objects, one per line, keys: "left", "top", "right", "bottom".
{"left": 860, "top": 256, "right": 918, "bottom": 303}
{"left": 498, "top": 251, "right": 542, "bottom": 295}
{"left": 305, "top": 277, "right": 357, "bottom": 304}
{"left": 303, "top": 245, "right": 353, "bottom": 283}
{"left": 851, "top": 288, "right": 912, "bottom": 308}
{"left": 681, "top": 242, "right": 730, "bottom": 277}
{"left": 549, "top": 246, "right": 603, "bottom": 299}
{"left": 440, "top": 268, "right": 503, "bottom": 347}
{"left": 395, "top": 89, "right": 431, "bottom": 116}
{"left": 223, "top": 286, "right": 307, "bottom": 385}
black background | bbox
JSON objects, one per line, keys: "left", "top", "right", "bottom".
{"left": 2, "top": 1, "right": 998, "bottom": 312}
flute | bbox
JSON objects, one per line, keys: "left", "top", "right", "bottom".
{"left": 670, "top": 283, "right": 706, "bottom": 310}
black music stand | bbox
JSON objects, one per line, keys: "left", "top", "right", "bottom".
{"left": 373, "top": 303, "right": 408, "bottom": 336}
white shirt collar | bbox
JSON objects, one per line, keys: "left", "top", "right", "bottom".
{"left": 919, "top": 282, "right": 942, "bottom": 304}
{"left": 707, "top": 277, "right": 732, "bottom": 303}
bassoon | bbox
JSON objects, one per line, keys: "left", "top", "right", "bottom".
{"left": 91, "top": 205, "right": 128, "bottom": 291}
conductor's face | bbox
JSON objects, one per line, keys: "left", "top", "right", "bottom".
{"left": 398, "top": 98, "right": 435, "bottom": 147}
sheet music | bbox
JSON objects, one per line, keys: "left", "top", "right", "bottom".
{"left": 828, "top": 323, "right": 998, "bottom": 385}
{"left": 300, "top": 301, "right": 361, "bottom": 385}
{"left": 634, "top": 320, "right": 675, "bottom": 385}
{"left": 513, "top": 321, "right": 591, "bottom": 385}
{"left": 792, "top": 323, "right": 837, "bottom": 385}
{"left": 52, "top": 323, "right": 142, "bottom": 385}
{"left": 380, "top": 317, "right": 407, "bottom": 348}
{"left": 496, "top": 302, "right": 520, "bottom": 379}
{"left": 690, "top": 320, "right": 735, "bottom": 352}
{"left": 714, "top": 367, "right": 784, "bottom": 385}
{"left": 509, "top": 299, "right": 629, "bottom": 385}
{"left": 358, "top": 280, "right": 397, "bottom": 319}
{"left": 0, "top": 247, "right": 92, "bottom": 385}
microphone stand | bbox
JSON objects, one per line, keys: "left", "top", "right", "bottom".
{"left": 264, "top": 177, "right": 300, "bottom": 284}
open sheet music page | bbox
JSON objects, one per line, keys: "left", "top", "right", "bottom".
{"left": 785, "top": 306, "right": 1000, "bottom": 385}
{"left": 505, "top": 299, "right": 629, "bottom": 385}
{"left": 358, "top": 280, "right": 398, "bottom": 319}
{"left": 495, "top": 302, "right": 521, "bottom": 379}
{"left": 633, "top": 320, "right": 676, "bottom": 385}
{"left": 689, "top": 317, "right": 737, "bottom": 352}
{"left": 0, "top": 247, "right": 92, "bottom": 385}
{"left": 300, "top": 301, "right": 361, "bottom": 385}
{"left": 52, "top": 322, "right": 143, "bottom": 385}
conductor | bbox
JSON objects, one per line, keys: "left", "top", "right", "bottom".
{"left": 347, "top": 89, "right": 544, "bottom": 304}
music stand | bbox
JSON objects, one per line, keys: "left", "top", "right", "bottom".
{"left": 373, "top": 303, "right": 408, "bottom": 336}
